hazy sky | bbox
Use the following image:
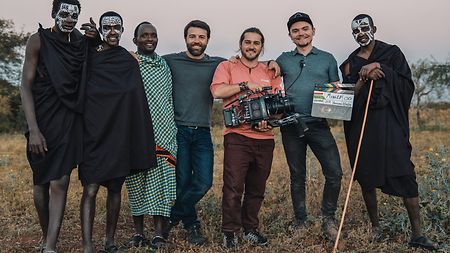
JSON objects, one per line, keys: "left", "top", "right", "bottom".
{"left": 1, "top": 0, "right": 449, "bottom": 65}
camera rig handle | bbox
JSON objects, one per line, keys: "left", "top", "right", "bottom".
{"left": 267, "top": 113, "right": 300, "bottom": 127}
{"left": 267, "top": 113, "right": 309, "bottom": 137}
{"left": 224, "top": 91, "right": 252, "bottom": 108}
{"left": 224, "top": 87, "right": 271, "bottom": 108}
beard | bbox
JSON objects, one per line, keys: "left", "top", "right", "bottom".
{"left": 241, "top": 49, "right": 261, "bottom": 61}
{"left": 186, "top": 43, "right": 207, "bottom": 57}
{"left": 290, "top": 34, "right": 313, "bottom": 49}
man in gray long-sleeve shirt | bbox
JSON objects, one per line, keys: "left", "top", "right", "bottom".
{"left": 163, "top": 20, "right": 224, "bottom": 245}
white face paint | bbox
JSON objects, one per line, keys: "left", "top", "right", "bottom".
{"left": 101, "top": 16, "right": 123, "bottom": 42}
{"left": 351, "top": 17, "right": 374, "bottom": 47}
{"left": 55, "top": 3, "right": 79, "bottom": 33}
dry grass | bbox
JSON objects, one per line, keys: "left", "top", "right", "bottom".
{"left": 0, "top": 109, "right": 449, "bottom": 253}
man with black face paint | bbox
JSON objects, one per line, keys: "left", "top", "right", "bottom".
{"left": 125, "top": 21, "right": 177, "bottom": 251}
{"left": 340, "top": 14, "right": 440, "bottom": 251}
{"left": 79, "top": 11, "right": 157, "bottom": 253}
{"left": 20, "top": 0, "right": 97, "bottom": 252}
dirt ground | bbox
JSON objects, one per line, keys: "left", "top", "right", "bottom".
{"left": 0, "top": 108, "right": 448, "bottom": 252}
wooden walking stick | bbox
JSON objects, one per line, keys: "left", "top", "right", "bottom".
{"left": 332, "top": 80, "right": 374, "bottom": 253}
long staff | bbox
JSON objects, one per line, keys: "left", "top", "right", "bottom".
{"left": 333, "top": 80, "right": 374, "bottom": 253}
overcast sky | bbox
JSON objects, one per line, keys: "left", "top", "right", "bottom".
{"left": 1, "top": 0, "right": 449, "bottom": 65}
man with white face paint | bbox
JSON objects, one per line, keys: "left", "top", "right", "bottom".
{"left": 54, "top": 2, "right": 78, "bottom": 33}
{"left": 340, "top": 14, "right": 440, "bottom": 251}
{"left": 20, "top": 0, "right": 98, "bottom": 252}
{"left": 79, "top": 11, "right": 157, "bottom": 253}
{"left": 351, "top": 17, "right": 375, "bottom": 47}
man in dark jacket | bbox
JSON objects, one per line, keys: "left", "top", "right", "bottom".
{"left": 79, "top": 11, "right": 156, "bottom": 253}
{"left": 20, "top": 0, "right": 97, "bottom": 251}
{"left": 340, "top": 14, "right": 439, "bottom": 251}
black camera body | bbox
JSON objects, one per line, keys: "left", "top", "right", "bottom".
{"left": 223, "top": 88, "right": 309, "bottom": 136}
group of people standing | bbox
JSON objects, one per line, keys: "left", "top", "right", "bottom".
{"left": 20, "top": 0, "right": 440, "bottom": 252}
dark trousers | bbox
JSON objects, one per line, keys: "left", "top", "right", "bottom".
{"left": 281, "top": 120, "right": 342, "bottom": 220}
{"left": 171, "top": 125, "right": 214, "bottom": 229}
{"left": 222, "top": 133, "right": 275, "bottom": 233}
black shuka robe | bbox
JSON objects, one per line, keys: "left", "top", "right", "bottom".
{"left": 340, "top": 40, "right": 418, "bottom": 197}
{"left": 79, "top": 46, "right": 157, "bottom": 187}
{"left": 27, "top": 26, "right": 87, "bottom": 185}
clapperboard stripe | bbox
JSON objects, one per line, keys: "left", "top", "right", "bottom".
{"left": 315, "top": 83, "right": 355, "bottom": 89}
{"left": 315, "top": 83, "right": 355, "bottom": 93}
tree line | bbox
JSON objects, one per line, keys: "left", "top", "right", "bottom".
{"left": 0, "top": 18, "right": 448, "bottom": 133}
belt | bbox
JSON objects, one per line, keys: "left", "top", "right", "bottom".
{"left": 178, "top": 125, "right": 209, "bottom": 130}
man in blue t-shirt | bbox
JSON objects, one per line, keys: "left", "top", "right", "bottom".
{"left": 163, "top": 20, "right": 225, "bottom": 245}
{"left": 276, "top": 12, "right": 342, "bottom": 241}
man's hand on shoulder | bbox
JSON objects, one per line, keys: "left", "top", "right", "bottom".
{"left": 267, "top": 60, "right": 280, "bottom": 78}
{"left": 129, "top": 51, "right": 140, "bottom": 63}
{"left": 228, "top": 55, "right": 240, "bottom": 63}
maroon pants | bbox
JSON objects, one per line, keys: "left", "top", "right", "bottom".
{"left": 222, "top": 133, "right": 275, "bottom": 233}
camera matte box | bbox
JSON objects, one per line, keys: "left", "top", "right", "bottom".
{"left": 311, "top": 83, "right": 355, "bottom": 121}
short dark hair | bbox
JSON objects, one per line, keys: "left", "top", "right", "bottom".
{"left": 99, "top": 11, "right": 123, "bottom": 28}
{"left": 184, "top": 20, "right": 210, "bottom": 39}
{"left": 134, "top": 21, "right": 152, "bottom": 38}
{"left": 52, "top": 0, "right": 81, "bottom": 15}
{"left": 353, "top": 14, "right": 374, "bottom": 27}
{"left": 239, "top": 27, "right": 265, "bottom": 46}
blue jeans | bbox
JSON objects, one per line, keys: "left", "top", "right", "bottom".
{"left": 171, "top": 125, "right": 214, "bottom": 228}
{"left": 281, "top": 120, "right": 342, "bottom": 220}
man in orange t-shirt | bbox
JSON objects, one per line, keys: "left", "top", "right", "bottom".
{"left": 210, "top": 27, "right": 282, "bottom": 249}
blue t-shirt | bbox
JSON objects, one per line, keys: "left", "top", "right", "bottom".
{"left": 277, "top": 47, "right": 339, "bottom": 122}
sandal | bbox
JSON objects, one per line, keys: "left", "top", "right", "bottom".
{"left": 98, "top": 245, "right": 119, "bottom": 253}
{"left": 409, "top": 236, "right": 440, "bottom": 251}
{"left": 151, "top": 235, "right": 167, "bottom": 250}
{"left": 40, "top": 250, "right": 57, "bottom": 253}
{"left": 129, "top": 233, "right": 147, "bottom": 247}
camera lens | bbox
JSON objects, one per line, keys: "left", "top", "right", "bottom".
{"left": 251, "top": 102, "right": 260, "bottom": 110}
{"left": 266, "top": 94, "right": 294, "bottom": 115}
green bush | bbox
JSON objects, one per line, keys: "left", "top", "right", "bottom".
{"left": 420, "top": 145, "right": 450, "bottom": 235}
{"left": 379, "top": 145, "right": 449, "bottom": 240}
{"left": 0, "top": 80, "right": 25, "bottom": 133}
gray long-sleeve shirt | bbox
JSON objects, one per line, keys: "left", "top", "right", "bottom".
{"left": 163, "top": 52, "right": 225, "bottom": 127}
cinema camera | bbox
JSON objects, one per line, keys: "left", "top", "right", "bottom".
{"left": 223, "top": 86, "right": 309, "bottom": 136}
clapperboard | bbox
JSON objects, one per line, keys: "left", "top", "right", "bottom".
{"left": 311, "top": 83, "right": 355, "bottom": 121}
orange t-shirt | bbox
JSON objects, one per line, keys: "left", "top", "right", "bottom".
{"left": 211, "top": 60, "right": 282, "bottom": 140}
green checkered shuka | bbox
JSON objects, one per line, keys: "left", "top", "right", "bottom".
{"left": 125, "top": 53, "right": 177, "bottom": 217}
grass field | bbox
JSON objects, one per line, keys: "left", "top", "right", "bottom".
{"left": 0, "top": 108, "right": 449, "bottom": 253}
